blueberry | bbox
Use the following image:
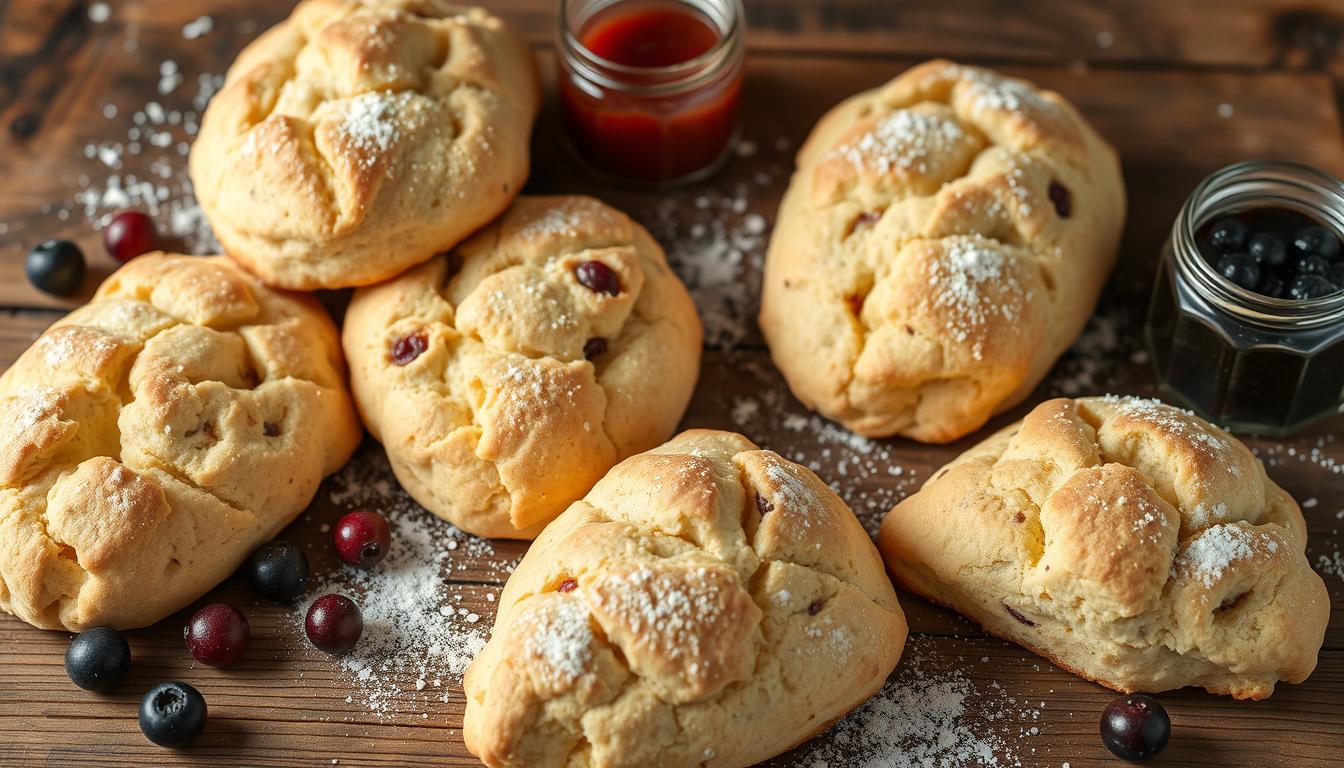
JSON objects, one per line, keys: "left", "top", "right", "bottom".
{"left": 1293, "top": 225, "right": 1341, "bottom": 262}
{"left": 1247, "top": 233, "right": 1287, "bottom": 267}
{"left": 1257, "top": 273, "right": 1287, "bottom": 299}
{"left": 1289, "top": 274, "right": 1338, "bottom": 300}
{"left": 26, "top": 240, "right": 86, "bottom": 296}
{"left": 1100, "top": 694, "right": 1171, "bottom": 760}
{"left": 64, "top": 627, "right": 131, "bottom": 692}
{"left": 1207, "top": 218, "right": 1247, "bottom": 254}
{"left": 139, "top": 681, "right": 207, "bottom": 748}
{"left": 1216, "top": 253, "right": 1259, "bottom": 291}
{"left": 1294, "top": 253, "right": 1330, "bottom": 277}
{"left": 245, "top": 541, "right": 309, "bottom": 602}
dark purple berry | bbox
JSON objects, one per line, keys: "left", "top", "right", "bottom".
{"left": 305, "top": 594, "right": 364, "bottom": 654}
{"left": 245, "top": 541, "right": 309, "bottom": 602}
{"left": 184, "top": 604, "right": 250, "bottom": 667}
{"left": 103, "top": 211, "right": 159, "bottom": 263}
{"left": 755, "top": 492, "right": 774, "bottom": 515}
{"left": 1294, "top": 253, "right": 1329, "bottom": 276}
{"left": 1290, "top": 274, "right": 1338, "bottom": 300}
{"left": 1247, "top": 233, "right": 1287, "bottom": 267}
{"left": 139, "top": 681, "right": 207, "bottom": 748}
{"left": 557, "top": 577, "right": 578, "bottom": 593}
{"left": 583, "top": 337, "right": 608, "bottom": 361}
{"left": 1293, "top": 225, "right": 1340, "bottom": 262}
{"left": 1207, "top": 218, "right": 1247, "bottom": 254}
{"left": 390, "top": 332, "right": 427, "bottom": 366}
{"left": 1047, "top": 181, "right": 1072, "bottom": 218}
{"left": 1100, "top": 694, "right": 1170, "bottom": 761}
{"left": 1216, "top": 253, "right": 1259, "bottom": 291}
{"left": 27, "top": 240, "right": 86, "bottom": 296}
{"left": 65, "top": 627, "right": 131, "bottom": 692}
{"left": 575, "top": 261, "right": 621, "bottom": 296}
{"left": 1258, "top": 274, "right": 1287, "bottom": 299}
{"left": 333, "top": 510, "right": 391, "bottom": 567}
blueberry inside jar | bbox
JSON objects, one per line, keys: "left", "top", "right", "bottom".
{"left": 1145, "top": 161, "right": 1344, "bottom": 435}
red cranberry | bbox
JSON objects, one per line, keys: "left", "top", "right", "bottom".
{"left": 557, "top": 578, "right": 578, "bottom": 593}
{"left": 103, "top": 211, "right": 159, "bottom": 263}
{"left": 755, "top": 492, "right": 774, "bottom": 515}
{"left": 1048, "top": 182, "right": 1072, "bottom": 218}
{"left": 574, "top": 261, "right": 620, "bottom": 296}
{"left": 184, "top": 603, "right": 250, "bottom": 667}
{"left": 583, "top": 337, "right": 608, "bottom": 360}
{"left": 807, "top": 600, "right": 824, "bottom": 616}
{"left": 333, "top": 510, "right": 391, "bottom": 568}
{"left": 305, "top": 594, "right": 363, "bottom": 654}
{"left": 390, "top": 332, "right": 427, "bottom": 366}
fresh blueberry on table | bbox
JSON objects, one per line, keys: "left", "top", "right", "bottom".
{"left": 184, "top": 603, "right": 250, "bottom": 667}
{"left": 245, "top": 541, "right": 309, "bottom": 602}
{"left": 139, "top": 681, "right": 207, "bottom": 748}
{"left": 333, "top": 510, "right": 391, "bottom": 568}
{"left": 26, "top": 239, "right": 86, "bottom": 296}
{"left": 1100, "top": 694, "right": 1170, "bottom": 761}
{"left": 64, "top": 626, "right": 130, "bottom": 692}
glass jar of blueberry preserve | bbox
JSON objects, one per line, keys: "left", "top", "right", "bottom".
{"left": 1145, "top": 161, "right": 1344, "bottom": 435}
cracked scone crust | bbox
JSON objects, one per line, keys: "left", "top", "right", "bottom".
{"left": 0, "top": 254, "right": 361, "bottom": 631}
{"left": 463, "top": 430, "right": 907, "bottom": 768}
{"left": 189, "top": 0, "right": 540, "bottom": 290}
{"left": 342, "top": 196, "right": 703, "bottom": 539}
{"left": 878, "top": 396, "right": 1329, "bottom": 699}
{"left": 760, "top": 60, "right": 1125, "bottom": 442}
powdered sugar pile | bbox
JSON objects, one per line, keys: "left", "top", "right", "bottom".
{"left": 523, "top": 598, "right": 594, "bottom": 687}
{"left": 776, "top": 639, "right": 1039, "bottom": 767}
{"left": 335, "top": 91, "right": 415, "bottom": 168}
{"left": 1179, "top": 523, "right": 1276, "bottom": 587}
{"left": 294, "top": 446, "right": 518, "bottom": 716}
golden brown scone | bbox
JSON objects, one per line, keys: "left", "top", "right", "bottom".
{"left": 343, "top": 196, "right": 702, "bottom": 539}
{"left": 0, "top": 254, "right": 362, "bottom": 631}
{"left": 189, "top": 0, "right": 540, "bottom": 290}
{"left": 464, "top": 430, "right": 907, "bottom": 767}
{"left": 879, "top": 396, "right": 1329, "bottom": 699}
{"left": 760, "top": 60, "right": 1125, "bottom": 442}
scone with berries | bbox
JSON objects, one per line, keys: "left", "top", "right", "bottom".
{"left": 0, "top": 254, "right": 361, "bottom": 631}
{"left": 761, "top": 60, "right": 1125, "bottom": 442}
{"left": 342, "top": 196, "right": 702, "bottom": 539}
{"left": 464, "top": 430, "right": 907, "bottom": 767}
{"left": 879, "top": 396, "right": 1329, "bottom": 699}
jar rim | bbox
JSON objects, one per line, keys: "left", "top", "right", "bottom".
{"left": 557, "top": 0, "right": 745, "bottom": 95}
{"left": 1174, "top": 160, "right": 1344, "bottom": 330}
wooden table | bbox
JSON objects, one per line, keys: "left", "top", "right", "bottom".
{"left": 2, "top": 1, "right": 1343, "bottom": 765}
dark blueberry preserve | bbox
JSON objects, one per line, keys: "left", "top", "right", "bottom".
{"left": 1146, "top": 162, "right": 1344, "bottom": 436}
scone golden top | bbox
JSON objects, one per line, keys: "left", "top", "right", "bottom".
{"left": 342, "top": 195, "right": 702, "bottom": 539}
{"left": 0, "top": 254, "right": 361, "bottom": 631}
{"left": 878, "top": 396, "right": 1329, "bottom": 699}
{"left": 760, "top": 60, "right": 1125, "bottom": 442}
{"left": 464, "top": 430, "right": 907, "bottom": 768}
{"left": 190, "top": 0, "right": 540, "bottom": 290}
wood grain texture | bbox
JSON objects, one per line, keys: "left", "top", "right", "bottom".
{"left": 2, "top": 1, "right": 1344, "bottom": 766}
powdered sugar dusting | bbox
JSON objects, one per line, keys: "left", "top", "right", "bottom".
{"left": 523, "top": 597, "right": 594, "bottom": 687}
{"left": 832, "top": 109, "right": 968, "bottom": 175}
{"left": 334, "top": 91, "right": 415, "bottom": 172}
{"left": 1179, "top": 523, "right": 1277, "bottom": 587}
{"left": 928, "top": 236, "right": 1026, "bottom": 360}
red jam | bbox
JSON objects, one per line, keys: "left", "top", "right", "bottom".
{"left": 558, "top": 0, "right": 744, "bottom": 185}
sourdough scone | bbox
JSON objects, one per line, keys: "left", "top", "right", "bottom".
{"left": 0, "top": 254, "right": 361, "bottom": 631}
{"left": 464, "top": 430, "right": 907, "bottom": 768}
{"left": 190, "top": 0, "right": 540, "bottom": 290}
{"left": 760, "top": 60, "right": 1125, "bottom": 442}
{"left": 343, "top": 196, "right": 702, "bottom": 539}
{"left": 878, "top": 396, "right": 1329, "bottom": 699}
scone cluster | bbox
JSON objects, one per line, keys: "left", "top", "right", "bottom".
{"left": 464, "top": 431, "right": 907, "bottom": 768}
{"left": 343, "top": 196, "right": 702, "bottom": 538}
{"left": 0, "top": 256, "right": 361, "bottom": 631}
{"left": 879, "top": 396, "right": 1329, "bottom": 699}
{"left": 190, "top": 0, "right": 540, "bottom": 290}
{"left": 761, "top": 60, "right": 1125, "bottom": 442}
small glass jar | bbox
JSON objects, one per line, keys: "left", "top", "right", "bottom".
{"left": 556, "top": 0, "right": 745, "bottom": 186}
{"left": 1145, "top": 161, "right": 1344, "bottom": 436}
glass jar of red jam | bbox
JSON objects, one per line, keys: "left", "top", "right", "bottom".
{"left": 1145, "top": 161, "right": 1344, "bottom": 435}
{"left": 557, "top": 0, "right": 745, "bottom": 186}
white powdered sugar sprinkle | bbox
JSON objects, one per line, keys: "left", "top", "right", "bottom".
{"left": 833, "top": 109, "right": 968, "bottom": 175}
{"left": 524, "top": 598, "right": 594, "bottom": 687}
{"left": 928, "top": 236, "right": 1024, "bottom": 360}
{"left": 335, "top": 91, "right": 415, "bottom": 171}
{"left": 1179, "top": 523, "right": 1277, "bottom": 587}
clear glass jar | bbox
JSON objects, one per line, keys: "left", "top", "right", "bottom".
{"left": 1145, "top": 161, "right": 1344, "bottom": 435}
{"left": 556, "top": 0, "right": 745, "bottom": 186}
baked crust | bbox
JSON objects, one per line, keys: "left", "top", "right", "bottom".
{"left": 189, "top": 0, "right": 540, "bottom": 290}
{"left": 878, "top": 396, "right": 1330, "bottom": 699}
{"left": 0, "top": 254, "right": 362, "bottom": 631}
{"left": 463, "top": 430, "right": 907, "bottom": 767}
{"left": 760, "top": 60, "right": 1125, "bottom": 442}
{"left": 342, "top": 196, "right": 703, "bottom": 539}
